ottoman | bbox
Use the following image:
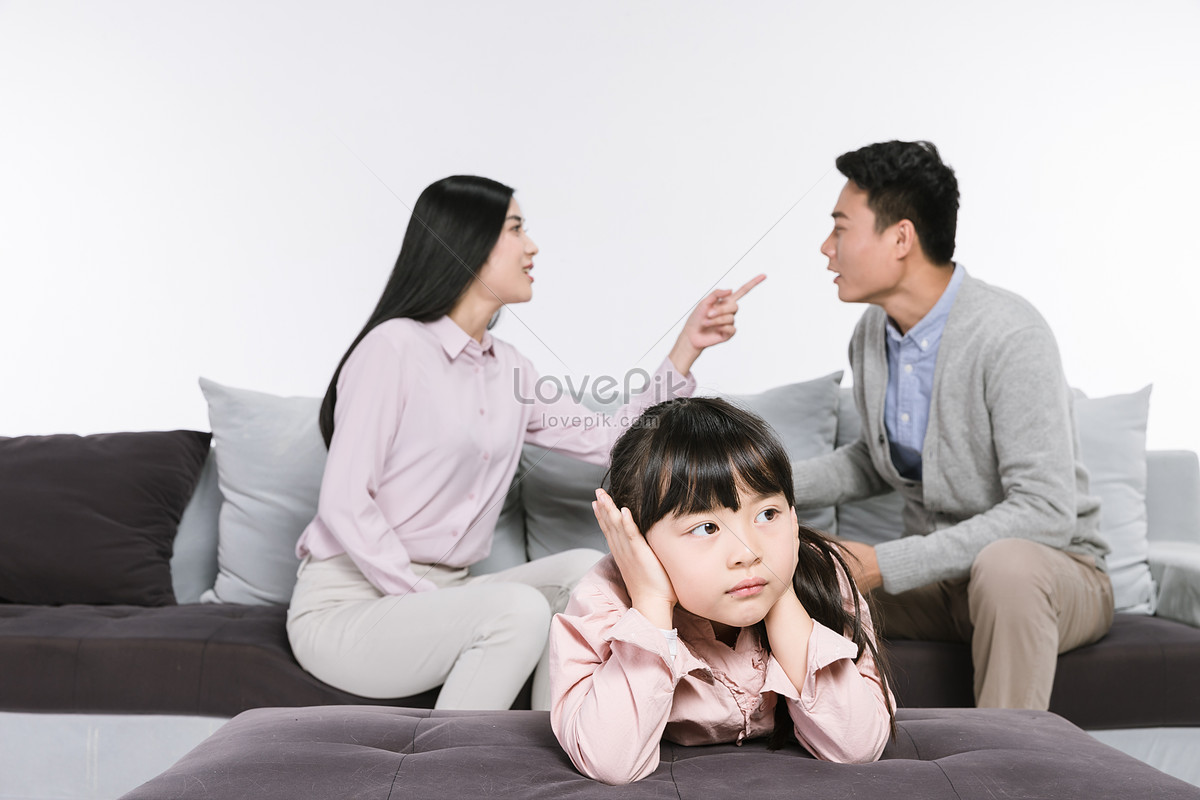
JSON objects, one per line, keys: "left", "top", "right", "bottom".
{"left": 121, "top": 706, "right": 1200, "bottom": 799}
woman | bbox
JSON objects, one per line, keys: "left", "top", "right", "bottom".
{"left": 287, "top": 175, "right": 762, "bottom": 711}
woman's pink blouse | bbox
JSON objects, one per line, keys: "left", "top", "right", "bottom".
{"left": 296, "top": 316, "right": 696, "bottom": 595}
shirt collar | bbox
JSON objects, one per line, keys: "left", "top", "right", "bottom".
{"left": 887, "top": 262, "right": 965, "bottom": 350}
{"left": 426, "top": 315, "right": 495, "bottom": 361}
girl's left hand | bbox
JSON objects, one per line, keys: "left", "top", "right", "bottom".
{"left": 669, "top": 274, "right": 766, "bottom": 374}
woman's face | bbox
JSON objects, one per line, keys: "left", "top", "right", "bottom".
{"left": 474, "top": 197, "right": 538, "bottom": 306}
{"left": 644, "top": 488, "right": 800, "bottom": 633}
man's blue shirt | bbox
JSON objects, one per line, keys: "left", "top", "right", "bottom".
{"left": 884, "top": 263, "right": 964, "bottom": 480}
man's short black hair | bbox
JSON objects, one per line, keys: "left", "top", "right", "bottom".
{"left": 835, "top": 140, "right": 959, "bottom": 265}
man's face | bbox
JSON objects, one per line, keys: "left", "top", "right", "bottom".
{"left": 820, "top": 181, "right": 902, "bottom": 305}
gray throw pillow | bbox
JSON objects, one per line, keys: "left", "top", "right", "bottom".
{"left": 170, "top": 451, "right": 223, "bottom": 604}
{"left": 198, "top": 379, "right": 529, "bottom": 598}
{"left": 1073, "top": 385, "right": 1156, "bottom": 614}
{"left": 833, "top": 388, "right": 905, "bottom": 545}
{"left": 519, "top": 373, "right": 845, "bottom": 560}
{"left": 199, "top": 379, "right": 327, "bottom": 605}
{"left": 1148, "top": 540, "right": 1200, "bottom": 627}
{"left": 725, "top": 373, "right": 843, "bottom": 533}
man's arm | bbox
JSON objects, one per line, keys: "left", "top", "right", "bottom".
{"left": 873, "top": 323, "right": 1087, "bottom": 595}
{"left": 794, "top": 437, "right": 892, "bottom": 511}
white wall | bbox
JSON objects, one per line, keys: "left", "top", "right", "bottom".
{"left": 1, "top": 1, "right": 1198, "bottom": 452}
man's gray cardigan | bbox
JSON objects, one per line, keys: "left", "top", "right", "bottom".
{"left": 794, "top": 272, "right": 1109, "bottom": 595}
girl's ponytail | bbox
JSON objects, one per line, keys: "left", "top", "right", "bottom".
{"left": 766, "top": 527, "right": 897, "bottom": 750}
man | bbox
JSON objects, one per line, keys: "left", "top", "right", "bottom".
{"left": 794, "top": 140, "right": 1113, "bottom": 710}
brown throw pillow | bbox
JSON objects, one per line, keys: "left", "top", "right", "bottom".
{"left": 0, "top": 430, "right": 211, "bottom": 606}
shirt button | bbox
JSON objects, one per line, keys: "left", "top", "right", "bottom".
{"left": 482, "top": 453, "right": 489, "bottom": 461}
{"left": 901, "top": 413, "right": 910, "bottom": 423}
{"left": 904, "top": 364, "right": 913, "bottom": 374}
{"left": 468, "top": 492, "right": 475, "bottom": 500}
{"left": 921, "top": 339, "right": 929, "bottom": 348}
{"left": 479, "top": 409, "right": 485, "bottom": 415}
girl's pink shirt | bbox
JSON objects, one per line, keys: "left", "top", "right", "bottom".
{"left": 295, "top": 316, "right": 696, "bottom": 596}
{"left": 550, "top": 555, "right": 894, "bottom": 785}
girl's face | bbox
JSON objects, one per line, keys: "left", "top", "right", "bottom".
{"left": 644, "top": 487, "right": 800, "bottom": 634}
{"left": 473, "top": 197, "right": 538, "bottom": 306}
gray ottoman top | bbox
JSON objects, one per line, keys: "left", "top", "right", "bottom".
{"left": 123, "top": 706, "right": 1200, "bottom": 799}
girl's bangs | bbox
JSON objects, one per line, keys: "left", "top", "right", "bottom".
{"left": 640, "top": 420, "right": 793, "bottom": 524}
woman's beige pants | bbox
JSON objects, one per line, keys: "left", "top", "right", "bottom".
{"left": 287, "top": 548, "right": 603, "bottom": 711}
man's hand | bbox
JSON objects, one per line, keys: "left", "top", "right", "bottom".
{"left": 839, "top": 540, "right": 883, "bottom": 592}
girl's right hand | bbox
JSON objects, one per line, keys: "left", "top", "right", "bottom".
{"left": 593, "top": 488, "right": 677, "bottom": 629}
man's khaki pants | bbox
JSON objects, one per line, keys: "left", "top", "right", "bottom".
{"left": 871, "top": 538, "right": 1114, "bottom": 709}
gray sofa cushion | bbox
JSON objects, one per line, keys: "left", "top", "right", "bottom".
{"left": 119, "top": 706, "right": 1200, "bottom": 799}
{"left": 518, "top": 373, "right": 845, "bottom": 559}
{"left": 1074, "top": 386, "right": 1156, "bottom": 613}
{"left": 1147, "top": 450, "right": 1200, "bottom": 545}
{"left": 171, "top": 451, "right": 223, "bottom": 604}
{"left": 1150, "top": 541, "right": 1200, "bottom": 628}
{"left": 195, "top": 378, "right": 535, "bottom": 593}
{"left": 199, "top": 379, "right": 326, "bottom": 605}
{"left": 833, "top": 387, "right": 906, "bottom": 545}
{"left": 1145, "top": 453, "right": 1200, "bottom": 628}
{"left": 725, "top": 372, "right": 843, "bottom": 533}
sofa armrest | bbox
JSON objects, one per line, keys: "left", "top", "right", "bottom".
{"left": 1148, "top": 540, "right": 1200, "bottom": 628}
{"left": 1146, "top": 450, "right": 1200, "bottom": 546}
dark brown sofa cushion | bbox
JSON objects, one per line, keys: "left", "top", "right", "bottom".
{"left": 0, "top": 430, "right": 211, "bottom": 606}
{"left": 885, "top": 613, "right": 1200, "bottom": 728}
{"left": 120, "top": 706, "right": 1200, "bottom": 800}
{"left": 0, "top": 603, "right": 436, "bottom": 716}
{"left": 2, "top": 604, "right": 1197, "bottom": 728}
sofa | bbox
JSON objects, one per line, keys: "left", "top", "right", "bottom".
{"left": 2, "top": 373, "right": 1199, "bottom": 799}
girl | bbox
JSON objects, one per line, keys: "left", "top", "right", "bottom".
{"left": 550, "top": 397, "right": 896, "bottom": 785}
{"left": 287, "top": 175, "right": 762, "bottom": 712}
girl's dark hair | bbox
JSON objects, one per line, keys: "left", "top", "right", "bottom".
{"left": 606, "top": 397, "right": 897, "bottom": 749}
{"left": 319, "top": 175, "right": 514, "bottom": 446}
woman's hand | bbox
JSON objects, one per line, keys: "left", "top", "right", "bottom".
{"left": 593, "top": 488, "right": 677, "bottom": 629}
{"left": 669, "top": 274, "right": 766, "bottom": 375}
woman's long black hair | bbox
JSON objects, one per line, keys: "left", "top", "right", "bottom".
{"left": 605, "top": 397, "right": 897, "bottom": 749}
{"left": 319, "top": 175, "right": 514, "bottom": 447}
